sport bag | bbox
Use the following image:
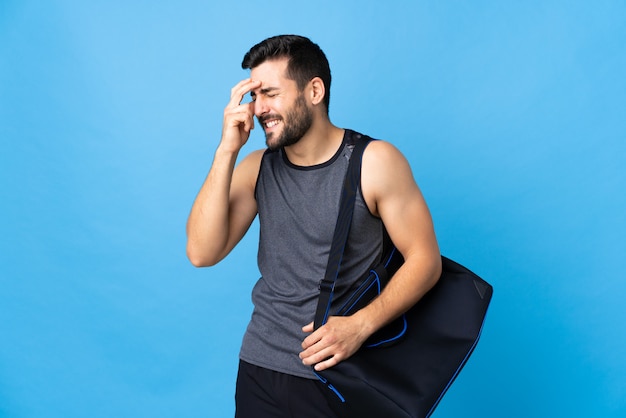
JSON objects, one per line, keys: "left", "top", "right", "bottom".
{"left": 313, "top": 130, "right": 493, "bottom": 418}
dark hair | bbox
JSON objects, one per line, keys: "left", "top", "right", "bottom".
{"left": 242, "top": 35, "right": 331, "bottom": 113}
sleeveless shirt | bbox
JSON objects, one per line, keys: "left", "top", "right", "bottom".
{"left": 239, "top": 129, "right": 385, "bottom": 379}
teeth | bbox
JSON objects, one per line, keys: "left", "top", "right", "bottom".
{"left": 265, "top": 120, "right": 280, "bottom": 128}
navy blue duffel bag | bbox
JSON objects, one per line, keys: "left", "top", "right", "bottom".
{"left": 313, "top": 133, "right": 493, "bottom": 418}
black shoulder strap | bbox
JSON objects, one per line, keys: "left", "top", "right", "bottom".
{"left": 313, "top": 131, "right": 371, "bottom": 330}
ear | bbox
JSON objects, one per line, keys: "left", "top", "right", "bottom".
{"left": 308, "top": 77, "right": 326, "bottom": 106}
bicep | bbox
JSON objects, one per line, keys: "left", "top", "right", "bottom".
{"left": 220, "top": 151, "right": 262, "bottom": 259}
{"left": 363, "top": 142, "right": 439, "bottom": 261}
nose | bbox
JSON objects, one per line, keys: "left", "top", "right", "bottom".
{"left": 254, "top": 96, "right": 269, "bottom": 117}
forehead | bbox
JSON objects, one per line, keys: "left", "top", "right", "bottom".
{"left": 249, "top": 58, "right": 295, "bottom": 89}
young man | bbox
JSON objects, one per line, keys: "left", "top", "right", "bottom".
{"left": 186, "top": 35, "right": 441, "bottom": 417}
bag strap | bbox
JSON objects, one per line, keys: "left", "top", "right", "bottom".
{"left": 313, "top": 131, "right": 371, "bottom": 330}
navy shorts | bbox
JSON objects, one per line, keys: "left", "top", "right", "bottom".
{"left": 235, "top": 360, "right": 340, "bottom": 418}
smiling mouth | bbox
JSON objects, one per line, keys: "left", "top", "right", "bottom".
{"left": 265, "top": 119, "right": 281, "bottom": 129}
{"left": 260, "top": 115, "right": 282, "bottom": 130}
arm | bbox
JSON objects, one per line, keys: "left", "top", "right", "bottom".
{"left": 300, "top": 140, "right": 441, "bottom": 370}
{"left": 186, "top": 79, "right": 263, "bottom": 267}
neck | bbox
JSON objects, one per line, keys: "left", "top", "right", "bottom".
{"left": 283, "top": 119, "right": 344, "bottom": 166}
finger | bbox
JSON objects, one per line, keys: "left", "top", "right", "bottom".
{"left": 242, "top": 111, "right": 255, "bottom": 133}
{"left": 228, "top": 79, "right": 261, "bottom": 108}
{"left": 224, "top": 103, "right": 255, "bottom": 129}
{"left": 301, "top": 345, "right": 339, "bottom": 369}
{"left": 301, "top": 330, "right": 323, "bottom": 350}
{"left": 302, "top": 322, "right": 314, "bottom": 333}
{"left": 313, "top": 354, "right": 340, "bottom": 372}
{"left": 225, "top": 102, "right": 255, "bottom": 117}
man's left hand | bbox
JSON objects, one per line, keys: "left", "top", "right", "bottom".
{"left": 299, "top": 316, "right": 369, "bottom": 372}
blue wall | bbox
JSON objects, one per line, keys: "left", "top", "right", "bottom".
{"left": 1, "top": 1, "right": 624, "bottom": 417}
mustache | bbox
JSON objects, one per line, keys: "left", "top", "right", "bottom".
{"left": 258, "top": 114, "right": 282, "bottom": 124}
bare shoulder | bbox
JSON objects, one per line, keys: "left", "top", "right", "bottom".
{"left": 361, "top": 139, "right": 418, "bottom": 216}
{"left": 233, "top": 148, "right": 266, "bottom": 189}
{"left": 364, "top": 139, "right": 415, "bottom": 172}
{"left": 360, "top": 139, "right": 438, "bottom": 262}
{"left": 361, "top": 140, "right": 415, "bottom": 189}
{"left": 239, "top": 148, "right": 266, "bottom": 168}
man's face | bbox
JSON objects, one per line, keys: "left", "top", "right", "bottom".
{"left": 250, "top": 58, "right": 313, "bottom": 150}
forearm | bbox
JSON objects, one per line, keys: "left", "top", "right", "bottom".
{"left": 353, "top": 252, "right": 442, "bottom": 338}
{"left": 299, "top": 252, "right": 441, "bottom": 371}
{"left": 186, "top": 78, "right": 262, "bottom": 267}
{"left": 355, "top": 141, "right": 443, "bottom": 338}
{"left": 186, "top": 146, "right": 239, "bottom": 266}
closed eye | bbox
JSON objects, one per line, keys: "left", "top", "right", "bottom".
{"left": 259, "top": 87, "right": 280, "bottom": 98}
{"left": 249, "top": 87, "right": 279, "bottom": 102}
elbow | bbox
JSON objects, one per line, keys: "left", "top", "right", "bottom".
{"left": 423, "top": 253, "right": 443, "bottom": 291}
{"left": 186, "top": 243, "right": 220, "bottom": 268}
{"left": 431, "top": 255, "right": 443, "bottom": 287}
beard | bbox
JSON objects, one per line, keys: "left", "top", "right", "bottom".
{"left": 260, "top": 94, "right": 313, "bottom": 151}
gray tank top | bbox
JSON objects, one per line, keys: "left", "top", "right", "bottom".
{"left": 239, "top": 129, "right": 385, "bottom": 379}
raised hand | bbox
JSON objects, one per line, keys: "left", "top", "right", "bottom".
{"left": 221, "top": 78, "right": 262, "bottom": 153}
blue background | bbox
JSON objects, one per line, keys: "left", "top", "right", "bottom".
{"left": 1, "top": 1, "right": 625, "bottom": 417}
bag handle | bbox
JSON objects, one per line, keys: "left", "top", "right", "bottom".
{"left": 313, "top": 131, "right": 371, "bottom": 330}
